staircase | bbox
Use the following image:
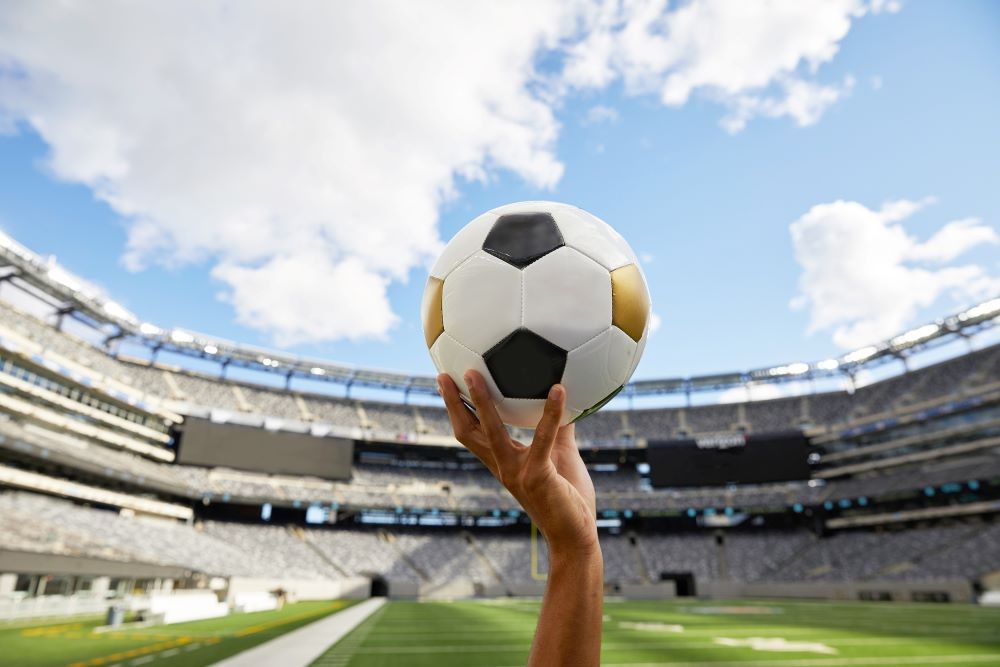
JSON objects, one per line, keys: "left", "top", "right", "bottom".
{"left": 630, "top": 533, "right": 652, "bottom": 583}
{"left": 381, "top": 531, "right": 429, "bottom": 582}
{"left": 464, "top": 532, "right": 506, "bottom": 589}
{"left": 756, "top": 533, "right": 819, "bottom": 581}
{"left": 291, "top": 526, "right": 348, "bottom": 577}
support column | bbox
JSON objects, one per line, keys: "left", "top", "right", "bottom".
{"left": 91, "top": 577, "right": 111, "bottom": 598}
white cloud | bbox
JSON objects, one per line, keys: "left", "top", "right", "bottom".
{"left": 0, "top": 1, "right": 575, "bottom": 345}
{"left": 790, "top": 198, "right": 999, "bottom": 349}
{"left": 564, "top": 0, "right": 877, "bottom": 132}
{"left": 720, "top": 76, "right": 854, "bottom": 134}
{"left": 0, "top": 1, "right": 890, "bottom": 344}
{"left": 583, "top": 104, "right": 619, "bottom": 125}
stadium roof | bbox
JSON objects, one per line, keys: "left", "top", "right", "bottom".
{"left": 0, "top": 230, "right": 997, "bottom": 397}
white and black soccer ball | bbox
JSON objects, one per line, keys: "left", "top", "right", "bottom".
{"left": 422, "top": 201, "right": 651, "bottom": 428}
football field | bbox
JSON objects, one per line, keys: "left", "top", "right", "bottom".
{"left": 312, "top": 598, "right": 1000, "bottom": 667}
{"left": 5, "top": 598, "right": 1000, "bottom": 666}
{"left": 0, "top": 600, "right": 354, "bottom": 667}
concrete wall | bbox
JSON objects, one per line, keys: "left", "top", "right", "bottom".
{"left": 699, "top": 579, "right": 974, "bottom": 603}
{"left": 226, "top": 576, "right": 369, "bottom": 603}
{"left": 0, "top": 549, "right": 185, "bottom": 579}
{"left": 618, "top": 582, "right": 676, "bottom": 599}
{"left": 387, "top": 580, "right": 420, "bottom": 599}
{"left": 0, "top": 595, "right": 111, "bottom": 622}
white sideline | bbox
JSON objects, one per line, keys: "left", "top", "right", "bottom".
{"left": 211, "top": 598, "right": 386, "bottom": 667}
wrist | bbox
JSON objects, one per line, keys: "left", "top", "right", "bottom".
{"left": 548, "top": 538, "right": 603, "bottom": 565}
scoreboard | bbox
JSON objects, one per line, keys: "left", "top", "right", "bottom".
{"left": 176, "top": 417, "right": 354, "bottom": 480}
{"left": 647, "top": 431, "right": 811, "bottom": 487}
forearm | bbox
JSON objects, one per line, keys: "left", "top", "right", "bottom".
{"left": 528, "top": 543, "right": 604, "bottom": 667}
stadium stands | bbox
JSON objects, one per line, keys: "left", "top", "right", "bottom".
{"left": 2, "top": 487, "right": 999, "bottom": 594}
{"left": 2, "top": 295, "right": 1000, "bottom": 605}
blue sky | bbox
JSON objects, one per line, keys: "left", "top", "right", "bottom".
{"left": 0, "top": 0, "right": 997, "bottom": 384}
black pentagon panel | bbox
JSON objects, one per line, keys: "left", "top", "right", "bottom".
{"left": 483, "top": 212, "right": 564, "bottom": 269}
{"left": 484, "top": 328, "right": 567, "bottom": 399}
{"left": 572, "top": 385, "right": 623, "bottom": 423}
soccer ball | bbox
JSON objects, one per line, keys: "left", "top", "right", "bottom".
{"left": 422, "top": 201, "right": 651, "bottom": 428}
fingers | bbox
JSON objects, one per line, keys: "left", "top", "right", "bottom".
{"left": 464, "top": 370, "right": 506, "bottom": 445}
{"left": 438, "top": 373, "right": 477, "bottom": 441}
{"left": 529, "top": 384, "right": 565, "bottom": 467}
{"left": 438, "top": 373, "right": 499, "bottom": 476}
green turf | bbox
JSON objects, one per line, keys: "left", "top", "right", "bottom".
{"left": 1, "top": 599, "right": 355, "bottom": 667}
{"left": 311, "top": 598, "right": 1000, "bottom": 667}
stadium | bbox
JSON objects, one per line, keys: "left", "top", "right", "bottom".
{"left": 2, "top": 3, "right": 1000, "bottom": 666}
{"left": 1, "top": 227, "right": 999, "bottom": 666}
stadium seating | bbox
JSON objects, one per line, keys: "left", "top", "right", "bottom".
{"left": 3, "top": 490, "right": 999, "bottom": 587}
{"left": 2, "top": 299, "right": 1000, "bottom": 603}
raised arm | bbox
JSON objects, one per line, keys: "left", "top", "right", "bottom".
{"left": 438, "top": 370, "right": 603, "bottom": 667}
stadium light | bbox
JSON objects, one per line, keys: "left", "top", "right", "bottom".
{"left": 958, "top": 297, "right": 1000, "bottom": 321}
{"left": 842, "top": 345, "right": 878, "bottom": 364}
{"left": 139, "top": 322, "right": 162, "bottom": 335}
{"left": 310, "top": 367, "right": 326, "bottom": 375}
{"left": 890, "top": 323, "right": 940, "bottom": 349}
{"left": 170, "top": 329, "right": 195, "bottom": 344}
{"left": 102, "top": 299, "right": 137, "bottom": 323}
{"left": 203, "top": 344, "right": 218, "bottom": 354}
{"left": 45, "top": 262, "right": 84, "bottom": 293}
{"left": 816, "top": 358, "right": 839, "bottom": 371}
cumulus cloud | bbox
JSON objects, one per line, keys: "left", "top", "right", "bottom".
{"left": 0, "top": 0, "right": 889, "bottom": 344}
{"left": 564, "top": 0, "right": 878, "bottom": 132}
{"left": 790, "top": 198, "right": 999, "bottom": 349}
{"left": 582, "top": 105, "right": 620, "bottom": 126}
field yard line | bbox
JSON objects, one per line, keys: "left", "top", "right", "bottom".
{"left": 495, "top": 655, "right": 1000, "bottom": 667}
{"left": 210, "top": 598, "right": 385, "bottom": 667}
{"left": 312, "top": 603, "right": 385, "bottom": 666}
{"left": 349, "top": 638, "right": 1000, "bottom": 653}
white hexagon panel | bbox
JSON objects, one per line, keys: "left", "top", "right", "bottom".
{"left": 552, "top": 203, "right": 637, "bottom": 271}
{"left": 522, "top": 246, "right": 612, "bottom": 351}
{"left": 562, "top": 327, "right": 637, "bottom": 415}
{"left": 429, "top": 210, "right": 500, "bottom": 280}
{"left": 429, "top": 333, "right": 503, "bottom": 402}
{"left": 441, "top": 250, "right": 522, "bottom": 355}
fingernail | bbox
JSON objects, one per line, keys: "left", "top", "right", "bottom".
{"left": 436, "top": 376, "right": 444, "bottom": 393}
{"left": 463, "top": 371, "right": 473, "bottom": 386}
{"left": 549, "top": 385, "right": 563, "bottom": 400}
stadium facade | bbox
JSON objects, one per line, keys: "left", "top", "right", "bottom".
{"left": 0, "top": 232, "right": 999, "bottom": 623}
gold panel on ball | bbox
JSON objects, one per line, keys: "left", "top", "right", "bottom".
{"left": 422, "top": 276, "right": 444, "bottom": 348}
{"left": 610, "top": 264, "right": 650, "bottom": 342}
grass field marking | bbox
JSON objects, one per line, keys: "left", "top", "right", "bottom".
{"left": 233, "top": 600, "right": 344, "bottom": 637}
{"left": 21, "top": 621, "right": 83, "bottom": 636}
{"left": 490, "top": 655, "right": 1000, "bottom": 667}
{"left": 312, "top": 602, "right": 386, "bottom": 666}
{"left": 65, "top": 634, "right": 195, "bottom": 667}
{"left": 530, "top": 521, "right": 547, "bottom": 581}
{"left": 713, "top": 637, "right": 838, "bottom": 654}
{"left": 338, "top": 636, "right": 1000, "bottom": 654}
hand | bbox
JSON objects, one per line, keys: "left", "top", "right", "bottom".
{"left": 438, "top": 370, "right": 598, "bottom": 555}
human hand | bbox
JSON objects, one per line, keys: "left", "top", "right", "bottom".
{"left": 438, "top": 370, "right": 598, "bottom": 556}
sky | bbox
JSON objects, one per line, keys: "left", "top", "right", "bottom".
{"left": 0, "top": 0, "right": 998, "bottom": 385}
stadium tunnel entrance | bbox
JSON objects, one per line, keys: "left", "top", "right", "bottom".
{"left": 370, "top": 575, "right": 389, "bottom": 597}
{"left": 659, "top": 572, "right": 696, "bottom": 596}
